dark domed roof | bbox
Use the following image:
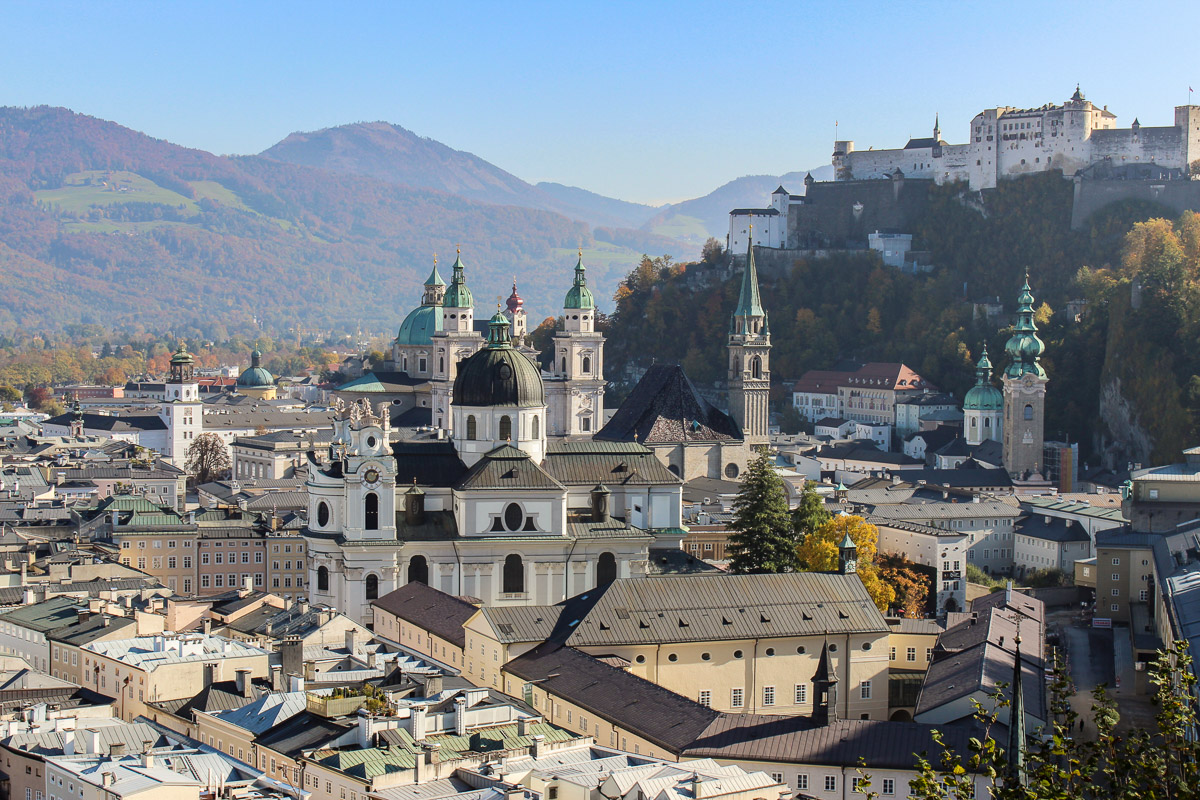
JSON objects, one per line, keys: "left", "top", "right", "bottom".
{"left": 452, "top": 312, "right": 544, "bottom": 408}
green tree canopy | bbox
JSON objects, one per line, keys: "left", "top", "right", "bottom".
{"left": 727, "top": 450, "right": 796, "bottom": 574}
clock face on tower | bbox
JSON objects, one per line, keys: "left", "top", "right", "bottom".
{"left": 363, "top": 468, "right": 380, "bottom": 487}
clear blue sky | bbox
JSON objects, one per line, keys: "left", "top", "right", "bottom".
{"left": 4, "top": 0, "right": 1197, "bottom": 204}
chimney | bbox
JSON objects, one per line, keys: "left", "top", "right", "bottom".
{"left": 423, "top": 675, "right": 442, "bottom": 698}
{"left": 344, "top": 628, "right": 359, "bottom": 655}
{"left": 201, "top": 618, "right": 212, "bottom": 636}
{"left": 405, "top": 485, "right": 426, "bottom": 527}
{"left": 270, "top": 664, "right": 283, "bottom": 691}
{"left": 454, "top": 696, "right": 467, "bottom": 736}
{"left": 505, "top": 789, "right": 525, "bottom": 800}
{"left": 516, "top": 716, "right": 531, "bottom": 737}
{"left": 141, "top": 749, "right": 154, "bottom": 768}
{"left": 590, "top": 484, "right": 611, "bottom": 523}
{"left": 76, "top": 609, "right": 92, "bottom": 625}
{"left": 410, "top": 705, "right": 428, "bottom": 741}
{"left": 241, "top": 575, "right": 254, "bottom": 595}
{"left": 235, "top": 669, "right": 251, "bottom": 698}
{"left": 202, "top": 662, "right": 216, "bottom": 687}
{"left": 280, "top": 636, "right": 304, "bottom": 681}
{"left": 693, "top": 776, "right": 706, "bottom": 799}
{"left": 102, "top": 772, "right": 115, "bottom": 788}
{"left": 414, "top": 742, "right": 439, "bottom": 784}
{"left": 530, "top": 734, "right": 545, "bottom": 759}
{"left": 109, "top": 742, "right": 126, "bottom": 757}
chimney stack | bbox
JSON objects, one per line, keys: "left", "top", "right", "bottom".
{"left": 344, "top": 628, "right": 359, "bottom": 655}
{"left": 530, "top": 734, "right": 545, "bottom": 759}
{"left": 423, "top": 675, "right": 442, "bottom": 698}
{"left": 454, "top": 697, "right": 467, "bottom": 736}
{"left": 590, "top": 485, "right": 611, "bottom": 524}
{"left": 202, "top": 662, "right": 216, "bottom": 687}
{"left": 410, "top": 705, "right": 428, "bottom": 741}
{"left": 235, "top": 669, "right": 251, "bottom": 698}
{"left": 405, "top": 485, "right": 426, "bottom": 527}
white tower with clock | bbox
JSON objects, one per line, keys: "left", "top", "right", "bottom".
{"left": 326, "top": 399, "right": 397, "bottom": 542}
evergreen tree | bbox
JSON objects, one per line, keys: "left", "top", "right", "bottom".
{"left": 792, "top": 481, "right": 831, "bottom": 543}
{"left": 727, "top": 450, "right": 795, "bottom": 574}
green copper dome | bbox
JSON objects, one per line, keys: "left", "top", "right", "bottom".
{"left": 452, "top": 311, "right": 544, "bottom": 408}
{"left": 564, "top": 253, "right": 595, "bottom": 310}
{"left": 964, "top": 344, "right": 1003, "bottom": 411}
{"left": 396, "top": 304, "right": 444, "bottom": 346}
{"left": 425, "top": 260, "right": 446, "bottom": 287}
{"left": 1004, "top": 272, "right": 1046, "bottom": 379}
{"left": 237, "top": 350, "right": 275, "bottom": 388}
{"left": 169, "top": 343, "right": 194, "bottom": 365}
{"left": 443, "top": 252, "right": 474, "bottom": 309}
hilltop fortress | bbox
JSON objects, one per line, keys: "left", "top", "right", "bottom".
{"left": 834, "top": 88, "right": 1200, "bottom": 190}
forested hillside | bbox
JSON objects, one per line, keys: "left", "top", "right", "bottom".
{"left": 0, "top": 107, "right": 665, "bottom": 336}
{"left": 605, "top": 173, "right": 1199, "bottom": 465}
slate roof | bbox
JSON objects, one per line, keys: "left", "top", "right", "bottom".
{"left": 337, "top": 371, "right": 426, "bottom": 394}
{"left": 505, "top": 643, "right": 719, "bottom": 754}
{"left": 901, "top": 467, "right": 1014, "bottom": 489}
{"left": 43, "top": 412, "right": 167, "bottom": 432}
{"left": 933, "top": 438, "right": 1004, "bottom": 466}
{"left": 3, "top": 722, "right": 170, "bottom": 757}
{"left": 0, "top": 578, "right": 163, "bottom": 607}
{"left": 207, "top": 690, "right": 307, "bottom": 735}
{"left": 456, "top": 446, "right": 564, "bottom": 491}
{"left": 1016, "top": 514, "right": 1090, "bottom": 544}
{"left": 685, "top": 716, "right": 980, "bottom": 769}
{"left": 47, "top": 614, "right": 136, "bottom": 646}
{"left": 1021, "top": 495, "right": 1127, "bottom": 522}
{"left": 596, "top": 365, "right": 742, "bottom": 444}
{"left": 562, "top": 573, "right": 888, "bottom": 647}
{"left": 477, "top": 606, "right": 565, "bottom": 644}
{"left": 544, "top": 441, "right": 680, "bottom": 487}
{"left": 0, "top": 596, "right": 84, "bottom": 632}
{"left": 150, "top": 679, "right": 270, "bottom": 719}
{"left": 392, "top": 441, "right": 469, "bottom": 488}
{"left": 255, "top": 709, "right": 354, "bottom": 757}
{"left": 370, "top": 583, "right": 479, "bottom": 648}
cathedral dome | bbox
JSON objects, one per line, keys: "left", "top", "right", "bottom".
{"left": 396, "top": 304, "right": 443, "bottom": 346}
{"left": 964, "top": 382, "right": 1004, "bottom": 411}
{"left": 453, "top": 312, "right": 544, "bottom": 408}
{"left": 237, "top": 350, "right": 275, "bottom": 388}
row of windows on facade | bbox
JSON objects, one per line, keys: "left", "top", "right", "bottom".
{"left": 316, "top": 551, "right": 621, "bottom": 597}
{"left": 697, "top": 681, "right": 871, "bottom": 708}
{"left": 120, "top": 540, "right": 302, "bottom": 552}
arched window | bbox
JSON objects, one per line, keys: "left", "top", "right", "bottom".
{"left": 561, "top": 357, "right": 567, "bottom": 374}
{"left": 532, "top": 415, "right": 540, "bottom": 438}
{"left": 582, "top": 356, "right": 591, "bottom": 374}
{"left": 499, "top": 415, "right": 512, "bottom": 441}
{"left": 503, "top": 554, "right": 524, "bottom": 594}
{"left": 597, "top": 552, "right": 617, "bottom": 586}
{"left": 317, "top": 501, "right": 330, "bottom": 527}
{"left": 466, "top": 415, "right": 477, "bottom": 440}
{"left": 751, "top": 356, "right": 762, "bottom": 379}
{"left": 364, "top": 492, "right": 379, "bottom": 531}
{"left": 365, "top": 573, "right": 379, "bottom": 600}
{"left": 317, "top": 566, "right": 329, "bottom": 592}
{"left": 407, "top": 555, "right": 428, "bottom": 585}
{"left": 984, "top": 418, "right": 991, "bottom": 428}
{"left": 1024, "top": 404, "right": 1034, "bottom": 420}
{"left": 970, "top": 418, "right": 977, "bottom": 429}
{"left": 439, "top": 357, "right": 444, "bottom": 373}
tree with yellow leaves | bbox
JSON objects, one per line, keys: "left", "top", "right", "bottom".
{"left": 795, "top": 514, "right": 896, "bottom": 613}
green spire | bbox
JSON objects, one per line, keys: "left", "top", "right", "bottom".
{"left": 424, "top": 256, "right": 446, "bottom": 288}
{"left": 564, "top": 250, "right": 595, "bottom": 310}
{"left": 1004, "top": 271, "right": 1046, "bottom": 379}
{"left": 734, "top": 229, "right": 765, "bottom": 319}
{"left": 1007, "top": 629, "right": 1027, "bottom": 787}
{"left": 443, "top": 251, "right": 473, "bottom": 308}
{"left": 486, "top": 305, "right": 512, "bottom": 348}
{"left": 975, "top": 343, "right": 993, "bottom": 379}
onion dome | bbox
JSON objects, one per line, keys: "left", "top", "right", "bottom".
{"left": 1004, "top": 272, "right": 1047, "bottom": 379}
{"left": 506, "top": 281, "right": 524, "bottom": 313}
{"left": 443, "top": 251, "right": 474, "bottom": 309}
{"left": 564, "top": 252, "right": 595, "bottom": 310}
{"left": 169, "top": 343, "right": 194, "bottom": 365}
{"left": 396, "top": 305, "right": 443, "bottom": 345}
{"left": 964, "top": 344, "right": 1004, "bottom": 411}
{"left": 236, "top": 350, "right": 275, "bottom": 388}
{"left": 452, "top": 309, "right": 545, "bottom": 408}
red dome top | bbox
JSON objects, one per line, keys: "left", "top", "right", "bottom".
{"left": 506, "top": 281, "right": 524, "bottom": 313}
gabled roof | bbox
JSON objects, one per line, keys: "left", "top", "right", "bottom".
{"left": 456, "top": 445, "right": 564, "bottom": 491}
{"left": 371, "top": 583, "right": 478, "bottom": 648}
{"left": 596, "top": 365, "right": 742, "bottom": 445}
{"left": 392, "top": 441, "right": 468, "bottom": 488}
{"left": 544, "top": 441, "right": 680, "bottom": 486}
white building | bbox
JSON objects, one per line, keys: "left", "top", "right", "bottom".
{"left": 726, "top": 186, "right": 797, "bottom": 255}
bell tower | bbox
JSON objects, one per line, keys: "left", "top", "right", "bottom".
{"left": 158, "top": 343, "right": 202, "bottom": 468}
{"left": 547, "top": 252, "right": 605, "bottom": 437}
{"left": 1001, "top": 272, "right": 1048, "bottom": 478}
{"left": 430, "top": 251, "right": 484, "bottom": 431}
{"left": 727, "top": 231, "right": 771, "bottom": 446}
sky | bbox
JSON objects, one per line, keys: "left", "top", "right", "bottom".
{"left": 3, "top": 1, "right": 1198, "bottom": 205}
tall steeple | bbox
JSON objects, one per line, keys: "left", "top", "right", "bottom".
{"left": 430, "top": 249, "right": 484, "bottom": 431}
{"left": 1001, "top": 271, "right": 1049, "bottom": 479}
{"left": 934, "top": 113, "right": 941, "bottom": 141}
{"left": 548, "top": 250, "right": 605, "bottom": 437}
{"left": 727, "top": 231, "right": 771, "bottom": 446}
{"left": 422, "top": 256, "right": 446, "bottom": 306}
{"left": 1007, "top": 628, "right": 1027, "bottom": 787}
{"left": 838, "top": 532, "right": 858, "bottom": 574}
{"left": 964, "top": 344, "right": 1004, "bottom": 446}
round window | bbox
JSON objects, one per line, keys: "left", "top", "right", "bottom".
{"left": 366, "top": 436, "right": 377, "bottom": 449}
{"left": 701, "top": 652, "right": 711, "bottom": 661}
{"left": 797, "top": 646, "right": 807, "bottom": 655}
{"left": 733, "top": 650, "right": 744, "bottom": 659}
{"left": 635, "top": 655, "right": 646, "bottom": 664}
{"left": 724, "top": 463, "right": 740, "bottom": 479}
{"left": 317, "top": 502, "right": 330, "bottom": 528}
{"left": 498, "top": 363, "right": 513, "bottom": 380}
{"left": 667, "top": 653, "right": 678, "bottom": 662}
{"left": 829, "top": 644, "right": 838, "bottom": 653}
{"left": 765, "top": 648, "right": 775, "bottom": 657}
{"left": 503, "top": 503, "right": 524, "bottom": 531}
{"left": 862, "top": 642, "right": 872, "bottom": 651}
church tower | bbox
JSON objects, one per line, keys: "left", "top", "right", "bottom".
{"left": 1001, "top": 273, "right": 1048, "bottom": 478}
{"left": 727, "top": 233, "right": 771, "bottom": 446}
{"left": 546, "top": 252, "right": 605, "bottom": 437}
{"left": 963, "top": 344, "right": 1004, "bottom": 446}
{"left": 158, "top": 343, "right": 203, "bottom": 468}
{"left": 430, "top": 251, "right": 484, "bottom": 431}
{"left": 504, "top": 280, "right": 527, "bottom": 342}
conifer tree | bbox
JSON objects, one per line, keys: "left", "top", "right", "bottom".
{"left": 792, "top": 481, "right": 831, "bottom": 543}
{"left": 727, "top": 450, "right": 795, "bottom": 574}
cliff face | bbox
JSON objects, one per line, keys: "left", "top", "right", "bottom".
{"left": 1097, "top": 375, "right": 1154, "bottom": 468}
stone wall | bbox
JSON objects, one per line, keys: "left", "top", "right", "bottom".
{"left": 1071, "top": 176, "right": 1200, "bottom": 229}
{"left": 788, "top": 178, "right": 933, "bottom": 249}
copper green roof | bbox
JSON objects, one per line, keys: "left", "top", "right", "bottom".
{"left": 734, "top": 236, "right": 764, "bottom": 318}
{"left": 169, "top": 344, "right": 194, "bottom": 365}
{"left": 1004, "top": 272, "right": 1046, "bottom": 379}
{"left": 424, "top": 259, "right": 446, "bottom": 287}
{"left": 564, "top": 254, "right": 595, "bottom": 310}
{"left": 236, "top": 350, "right": 275, "bottom": 388}
{"left": 396, "top": 304, "right": 443, "bottom": 346}
{"left": 964, "top": 343, "right": 1004, "bottom": 411}
{"left": 443, "top": 253, "right": 473, "bottom": 308}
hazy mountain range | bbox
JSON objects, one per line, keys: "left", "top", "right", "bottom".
{"left": 0, "top": 106, "right": 826, "bottom": 336}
